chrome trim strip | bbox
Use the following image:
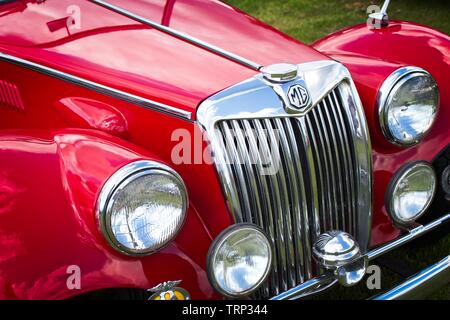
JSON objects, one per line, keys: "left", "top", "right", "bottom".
{"left": 0, "top": 52, "right": 192, "bottom": 120}
{"left": 89, "top": 0, "right": 262, "bottom": 71}
{"left": 271, "top": 212, "right": 450, "bottom": 300}
{"left": 366, "top": 213, "right": 450, "bottom": 261}
{"left": 339, "top": 82, "right": 373, "bottom": 250}
{"left": 197, "top": 61, "right": 358, "bottom": 122}
{"left": 372, "top": 255, "right": 450, "bottom": 300}
{"left": 270, "top": 275, "right": 334, "bottom": 300}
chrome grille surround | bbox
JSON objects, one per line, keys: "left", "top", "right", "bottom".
{"left": 197, "top": 60, "right": 372, "bottom": 298}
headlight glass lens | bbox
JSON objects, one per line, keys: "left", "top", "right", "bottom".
{"left": 380, "top": 68, "right": 439, "bottom": 146}
{"left": 387, "top": 162, "right": 436, "bottom": 224}
{"left": 98, "top": 161, "right": 187, "bottom": 255}
{"left": 208, "top": 225, "right": 272, "bottom": 297}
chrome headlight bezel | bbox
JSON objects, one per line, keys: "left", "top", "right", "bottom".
{"left": 378, "top": 66, "right": 439, "bottom": 147}
{"left": 96, "top": 160, "right": 188, "bottom": 256}
{"left": 385, "top": 161, "right": 437, "bottom": 226}
{"left": 206, "top": 224, "right": 273, "bottom": 298}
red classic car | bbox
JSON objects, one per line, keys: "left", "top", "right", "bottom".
{"left": 0, "top": 0, "right": 449, "bottom": 300}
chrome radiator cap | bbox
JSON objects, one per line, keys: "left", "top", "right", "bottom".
{"left": 260, "top": 63, "right": 298, "bottom": 82}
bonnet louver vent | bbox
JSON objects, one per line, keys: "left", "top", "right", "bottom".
{"left": 0, "top": 80, "right": 24, "bottom": 111}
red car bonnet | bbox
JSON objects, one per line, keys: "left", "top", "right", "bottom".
{"left": 0, "top": 0, "right": 328, "bottom": 117}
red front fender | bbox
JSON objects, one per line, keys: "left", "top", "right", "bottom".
{"left": 0, "top": 129, "right": 215, "bottom": 299}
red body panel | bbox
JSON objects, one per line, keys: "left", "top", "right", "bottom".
{"left": 0, "top": 59, "right": 230, "bottom": 299}
{"left": 0, "top": 0, "right": 320, "bottom": 299}
{"left": 0, "top": 0, "right": 448, "bottom": 299}
{"left": 0, "top": 0, "right": 327, "bottom": 116}
{"left": 313, "top": 22, "right": 450, "bottom": 246}
{"left": 0, "top": 129, "right": 215, "bottom": 299}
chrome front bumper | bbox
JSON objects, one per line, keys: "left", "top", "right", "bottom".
{"left": 271, "top": 213, "right": 450, "bottom": 300}
{"left": 373, "top": 255, "right": 450, "bottom": 300}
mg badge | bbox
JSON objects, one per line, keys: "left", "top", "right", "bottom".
{"left": 148, "top": 280, "right": 190, "bottom": 300}
{"left": 287, "top": 84, "right": 310, "bottom": 111}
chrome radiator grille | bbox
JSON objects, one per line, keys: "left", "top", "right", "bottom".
{"left": 215, "top": 84, "right": 363, "bottom": 297}
{"left": 197, "top": 61, "right": 372, "bottom": 300}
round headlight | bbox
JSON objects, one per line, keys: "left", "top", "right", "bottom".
{"left": 207, "top": 224, "right": 272, "bottom": 298}
{"left": 97, "top": 160, "right": 188, "bottom": 256}
{"left": 386, "top": 161, "right": 436, "bottom": 225}
{"left": 378, "top": 66, "right": 439, "bottom": 146}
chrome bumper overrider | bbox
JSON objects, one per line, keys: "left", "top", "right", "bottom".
{"left": 271, "top": 213, "right": 450, "bottom": 300}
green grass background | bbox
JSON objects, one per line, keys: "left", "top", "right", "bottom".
{"left": 226, "top": 0, "right": 450, "bottom": 44}
{"left": 226, "top": 0, "right": 450, "bottom": 299}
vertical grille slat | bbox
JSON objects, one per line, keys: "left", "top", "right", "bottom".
{"left": 215, "top": 123, "right": 244, "bottom": 221}
{"left": 310, "top": 108, "right": 335, "bottom": 229}
{"left": 212, "top": 82, "right": 369, "bottom": 299}
{"left": 230, "top": 120, "right": 258, "bottom": 223}
{"left": 283, "top": 118, "right": 311, "bottom": 281}
{"left": 264, "top": 119, "right": 296, "bottom": 289}
{"left": 230, "top": 120, "right": 272, "bottom": 297}
{"left": 305, "top": 116, "right": 327, "bottom": 231}
{"left": 243, "top": 119, "right": 280, "bottom": 294}
{"left": 254, "top": 119, "right": 288, "bottom": 293}
{"left": 332, "top": 89, "right": 359, "bottom": 236}
{"left": 237, "top": 120, "right": 263, "bottom": 226}
{"left": 294, "top": 117, "right": 319, "bottom": 279}
{"left": 274, "top": 118, "right": 304, "bottom": 284}
{"left": 328, "top": 90, "right": 354, "bottom": 232}
{"left": 322, "top": 96, "right": 346, "bottom": 230}
{"left": 315, "top": 104, "right": 340, "bottom": 229}
{"left": 220, "top": 121, "right": 253, "bottom": 222}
